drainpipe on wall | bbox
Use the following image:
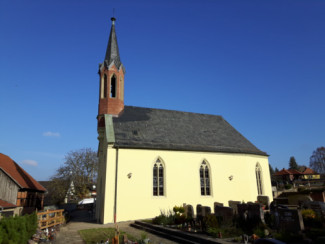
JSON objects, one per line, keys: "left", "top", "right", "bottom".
{"left": 114, "top": 147, "right": 119, "bottom": 223}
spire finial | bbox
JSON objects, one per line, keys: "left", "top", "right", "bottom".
{"left": 111, "top": 17, "right": 116, "bottom": 25}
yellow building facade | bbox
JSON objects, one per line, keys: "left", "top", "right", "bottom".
{"left": 95, "top": 18, "right": 273, "bottom": 224}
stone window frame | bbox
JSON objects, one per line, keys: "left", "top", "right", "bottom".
{"left": 110, "top": 74, "right": 117, "bottom": 98}
{"left": 200, "top": 160, "right": 211, "bottom": 196}
{"left": 255, "top": 162, "right": 264, "bottom": 195}
{"left": 153, "top": 157, "right": 165, "bottom": 196}
{"left": 101, "top": 74, "right": 108, "bottom": 99}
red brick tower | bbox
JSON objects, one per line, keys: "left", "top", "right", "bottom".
{"left": 98, "top": 17, "right": 125, "bottom": 126}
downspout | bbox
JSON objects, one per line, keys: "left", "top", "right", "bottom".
{"left": 114, "top": 147, "right": 119, "bottom": 223}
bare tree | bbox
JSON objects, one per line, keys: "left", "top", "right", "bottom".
{"left": 309, "top": 147, "right": 325, "bottom": 174}
{"left": 51, "top": 148, "right": 98, "bottom": 201}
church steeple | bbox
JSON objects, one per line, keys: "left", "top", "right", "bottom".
{"left": 104, "top": 17, "right": 122, "bottom": 70}
{"left": 98, "top": 17, "right": 125, "bottom": 123}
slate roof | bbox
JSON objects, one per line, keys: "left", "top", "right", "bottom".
{"left": 111, "top": 106, "right": 267, "bottom": 156}
{"left": 0, "top": 153, "right": 46, "bottom": 192}
{"left": 103, "top": 17, "right": 122, "bottom": 70}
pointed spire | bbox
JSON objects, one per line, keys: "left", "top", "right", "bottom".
{"left": 104, "top": 17, "right": 122, "bottom": 70}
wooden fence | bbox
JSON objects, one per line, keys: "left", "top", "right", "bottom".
{"left": 37, "top": 209, "right": 65, "bottom": 229}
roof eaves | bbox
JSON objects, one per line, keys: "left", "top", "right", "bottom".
{"left": 0, "top": 199, "right": 17, "bottom": 209}
{"left": 113, "top": 142, "right": 268, "bottom": 156}
{"left": 0, "top": 167, "right": 22, "bottom": 188}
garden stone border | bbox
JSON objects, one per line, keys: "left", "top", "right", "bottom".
{"left": 131, "top": 221, "right": 236, "bottom": 244}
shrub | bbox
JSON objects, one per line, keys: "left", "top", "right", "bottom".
{"left": 284, "top": 184, "right": 292, "bottom": 189}
{"left": 152, "top": 210, "right": 174, "bottom": 226}
{"left": 203, "top": 214, "right": 219, "bottom": 229}
{"left": 172, "top": 206, "right": 186, "bottom": 225}
{"left": 298, "top": 186, "right": 308, "bottom": 192}
{"left": 173, "top": 206, "right": 184, "bottom": 215}
{"left": 0, "top": 212, "right": 37, "bottom": 244}
{"left": 302, "top": 209, "right": 316, "bottom": 219}
{"left": 207, "top": 226, "right": 243, "bottom": 238}
{"left": 273, "top": 231, "right": 303, "bottom": 243}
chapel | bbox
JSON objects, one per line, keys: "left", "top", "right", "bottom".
{"left": 95, "top": 18, "right": 273, "bottom": 224}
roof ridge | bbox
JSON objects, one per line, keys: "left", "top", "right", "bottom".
{"left": 124, "top": 105, "right": 223, "bottom": 118}
{"left": 0, "top": 153, "right": 46, "bottom": 192}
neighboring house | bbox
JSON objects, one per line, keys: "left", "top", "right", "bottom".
{"left": 95, "top": 18, "right": 273, "bottom": 224}
{"left": 0, "top": 153, "right": 46, "bottom": 217}
{"left": 39, "top": 179, "right": 76, "bottom": 205}
{"left": 274, "top": 168, "right": 303, "bottom": 183}
{"left": 64, "top": 180, "right": 75, "bottom": 203}
{"left": 274, "top": 167, "right": 321, "bottom": 184}
{"left": 300, "top": 167, "right": 320, "bottom": 180}
{"left": 88, "top": 184, "right": 96, "bottom": 198}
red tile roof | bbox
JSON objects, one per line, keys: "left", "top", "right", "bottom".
{"left": 288, "top": 169, "right": 303, "bottom": 175}
{"left": 302, "top": 167, "right": 317, "bottom": 175}
{"left": 275, "top": 168, "right": 302, "bottom": 176}
{"left": 0, "top": 199, "right": 17, "bottom": 208}
{"left": 0, "top": 153, "right": 46, "bottom": 192}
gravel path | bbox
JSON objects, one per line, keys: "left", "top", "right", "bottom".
{"left": 54, "top": 210, "right": 178, "bottom": 244}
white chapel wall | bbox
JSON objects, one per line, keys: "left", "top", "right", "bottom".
{"left": 102, "top": 147, "right": 272, "bottom": 223}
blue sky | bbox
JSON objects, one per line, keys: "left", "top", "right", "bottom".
{"left": 1, "top": 0, "right": 324, "bottom": 181}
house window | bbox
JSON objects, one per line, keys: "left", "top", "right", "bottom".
{"left": 111, "top": 75, "right": 116, "bottom": 98}
{"left": 256, "top": 163, "right": 263, "bottom": 195}
{"left": 153, "top": 158, "right": 164, "bottom": 196}
{"left": 103, "top": 74, "right": 107, "bottom": 98}
{"left": 200, "top": 161, "right": 210, "bottom": 196}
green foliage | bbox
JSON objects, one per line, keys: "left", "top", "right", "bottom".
{"left": 172, "top": 206, "right": 186, "bottom": 225}
{"left": 298, "top": 186, "right": 307, "bottom": 192}
{"left": 273, "top": 231, "right": 303, "bottom": 243}
{"left": 172, "top": 206, "right": 184, "bottom": 214}
{"left": 289, "top": 156, "right": 299, "bottom": 170}
{"left": 264, "top": 211, "right": 275, "bottom": 229}
{"left": 301, "top": 209, "right": 323, "bottom": 229}
{"left": 207, "top": 226, "right": 243, "bottom": 238}
{"left": 252, "top": 224, "right": 269, "bottom": 238}
{"left": 269, "top": 164, "right": 275, "bottom": 180}
{"left": 51, "top": 148, "right": 98, "bottom": 203}
{"left": 302, "top": 209, "right": 316, "bottom": 219}
{"left": 284, "top": 184, "right": 292, "bottom": 189}
{"left": 152, "top": 206, "right": 188, "bottom": 226}
{"left": 203, "top": 214, "right": 219, "bottom": 229}
{"left": 152, "top": 210, "right": 175, "bottom": 226}
{"left": 0, "top": 212, "right": 37, "bottom": 244}
{"left": 305, "top": 228, "right": 325, "bottom": 242}
{"left": 79, "top": 228, "right": 137, "bottom": 244}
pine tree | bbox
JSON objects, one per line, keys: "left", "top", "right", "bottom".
{"left": 289, "top": 156, "right": 298, "bottom": 170}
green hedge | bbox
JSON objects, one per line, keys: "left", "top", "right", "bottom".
{"left": 0, "top": 212, "right": 38, "bottom": 244}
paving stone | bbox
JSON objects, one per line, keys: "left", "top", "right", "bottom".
{"left": 54, "top": 210, "right": 177, "bottom": 244}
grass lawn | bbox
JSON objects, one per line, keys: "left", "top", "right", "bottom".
{"left": 79, "top": 228, "right": 138, "bottom": 244}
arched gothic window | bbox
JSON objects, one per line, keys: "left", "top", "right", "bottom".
{"left": 103, "top": 74, "right": 107, "bottom": 98}
{"left": 153, "top": 158, "right": 164, "bottom": 196}
{"left": 255, "top": 163, "right": 263, "bottom": 195}
{"left": 110, "top": 75, "right": 116, "bottom": 98}
{"left": 200, "top": 161, "right": 210, "bottom": 196}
